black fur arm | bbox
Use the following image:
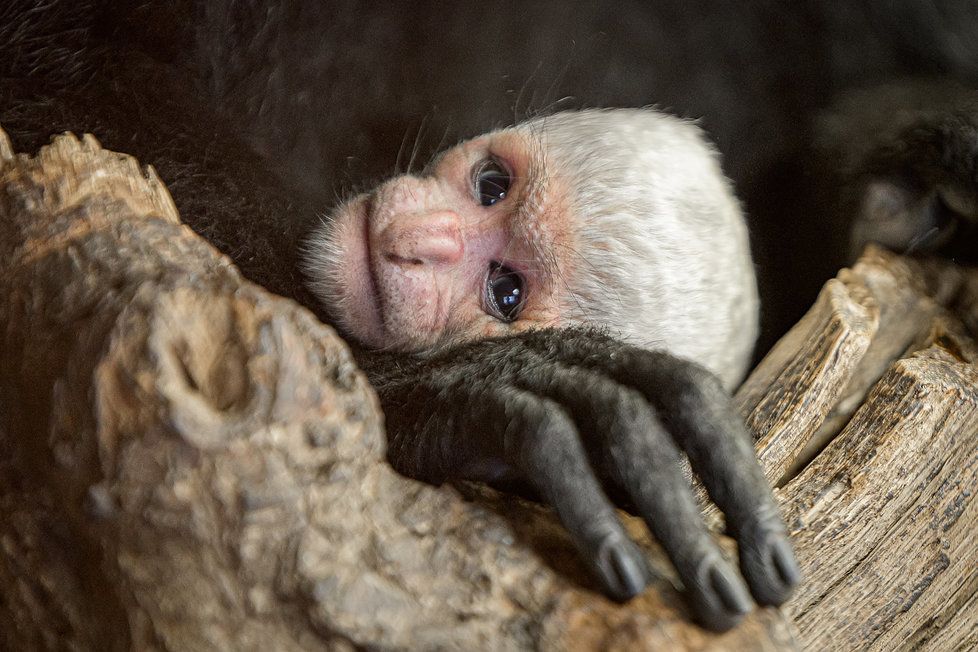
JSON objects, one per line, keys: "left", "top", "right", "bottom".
{"left": 362, "top": 328, "right": 800, "bottom": 631}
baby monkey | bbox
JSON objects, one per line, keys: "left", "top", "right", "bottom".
{"left": 305, "top": 109, "right": 759, "bottom": 389}
{"left": 304, "top": 109, "right": 797, "bottom": 631}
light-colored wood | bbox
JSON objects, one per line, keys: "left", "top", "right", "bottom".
{"left": 782, "top": 347, "right": 978, "bottom": 650}
{"left": 0, "top": 127, "right": 13, "bottom": 163}
{"left": 735, "top": 275, "right": 877, "bottom": 485}
{"left": 735, "top": 247, "right": 978, "bottom": 652}
{"left": 0, "top": 126, "right": 974, "bottom": 650}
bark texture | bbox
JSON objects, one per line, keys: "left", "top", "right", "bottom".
{"left": 737, "top": 246, "right": 978, "bottom": 651}
{"left": 0, "top": 128, "right": 974, "bottom": 650}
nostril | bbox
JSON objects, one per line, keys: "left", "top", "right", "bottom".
{"left": 384, "top": 253, "right": 425, "bottom": 266}
{"left": 379, "top": 210, "right": 464, "bottom": 267}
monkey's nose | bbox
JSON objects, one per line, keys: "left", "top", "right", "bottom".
{"left": 379, "top": 211, "right": 464, "bottom": 267}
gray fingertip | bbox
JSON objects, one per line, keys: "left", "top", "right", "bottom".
{"left": 743, "top": 532, "right": 801, "bottom": 606}
{"left": 593, "top": 536, "right": 649, "bottom": 601}
{"left": 709, "top": 562, "right": 753, "bottom": 617}
{"left": 769, "top": 535, "right": 802, "bottom": 595}
{"left": 690, "top": 558, "right": 751, "bottom": 632}
{"left": 666, "top": 539, "right": 755, "bottom": 630}
{"left": 607, "top": 542, "right": 649, "bottom": 600}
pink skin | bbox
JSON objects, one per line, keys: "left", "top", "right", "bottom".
{"left": 326, "top": 131, "right": 569, "bottom": 351}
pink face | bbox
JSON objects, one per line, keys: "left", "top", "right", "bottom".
{"left": 319, "top": 130, "right": 571, "bottom": 351}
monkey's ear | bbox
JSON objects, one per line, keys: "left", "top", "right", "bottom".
{"left": 849, "top": 178, "right": 968, "bottom": 260}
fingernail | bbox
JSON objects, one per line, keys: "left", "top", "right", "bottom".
{"left": 770, "top": 536, "right": 802, "bottom": 587}
{"left": 709, "top": 562, "right": 753, "bottom": 616}
{"left": 607, "top": 543, "right": 648, "bottom": 600}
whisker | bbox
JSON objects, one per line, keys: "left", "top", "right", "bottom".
{"left": 394, "top": 123, "right": 414, "bottom": 175}
{"left": 407, "top": 113, "right": 430, "bottom": 175}
{"left": 904, "top": 225, "right": 941, "bottom": 253}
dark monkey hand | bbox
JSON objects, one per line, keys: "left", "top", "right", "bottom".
{"left": 362, "top": 327, "right": 800, "bottom": 632}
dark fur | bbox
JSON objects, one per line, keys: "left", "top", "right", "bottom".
{"left": 4, "top": 0, "right": 977, "bottom": 632}
{"left": 374, "top": 327, "right": 797, "bottom": 627}
{"left": 1, "top": 0, "right": 319, "bottom": 311}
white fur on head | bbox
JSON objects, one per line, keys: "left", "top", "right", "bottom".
{"left": 519, "top": 109, "right": 759, "bottom": 388}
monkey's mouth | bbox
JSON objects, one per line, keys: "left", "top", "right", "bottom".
{"left": 330, "top": 194, "right": 386, "bottom": 347}
{"left": 360, "top": 195, "right": 387, "bottom": 340}
{"left": 358, "top": 196, "right": 388, "bottom": 345}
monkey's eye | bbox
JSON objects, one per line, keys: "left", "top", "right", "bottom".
{"left": 484, "top": 262, "right": 525, "bottom": 322}
{"left": 473, "top": 159, "right": 511, "bottom": 207}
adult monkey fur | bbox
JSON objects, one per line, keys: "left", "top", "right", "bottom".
{"left": 3, "top": 0, "right": 977, "bottom": 633}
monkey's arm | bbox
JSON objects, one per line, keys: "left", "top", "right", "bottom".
{"left": 362, "top": 328, "right": 800, "bottom": 632}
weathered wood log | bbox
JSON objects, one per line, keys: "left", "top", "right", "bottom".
{"left": 0, "top": 128, "right": 974, "bottom": 651}
{"left": 736, "top": 247, "right": 978, "bottom": 651}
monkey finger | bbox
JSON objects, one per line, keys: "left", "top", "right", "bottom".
{"left": 378, "top": 375, "right": 651, "bottom": 601}
{"left": 594, "top": 386, "right": 754, "bottom": 631}
{"left": 623, "top": 353, "right": 801, "bottom": 607}
{"left": 501, "top": 329, "right": 800, "bottom": 608}
{"left": 512, "top": 364, "right": 754, "bottom": 631}
{"left": 502, "top": 392, "right": 653, "bottom": 601}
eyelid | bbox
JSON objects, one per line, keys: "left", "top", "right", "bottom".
{"left": 471, "top": 154, "right": 508, "bottom": 180}
{"left": 472, "top": 156, "right": 514, "bottom": 208}
{"left": 483, "top": 261, "right": 526, "bottom": 322}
